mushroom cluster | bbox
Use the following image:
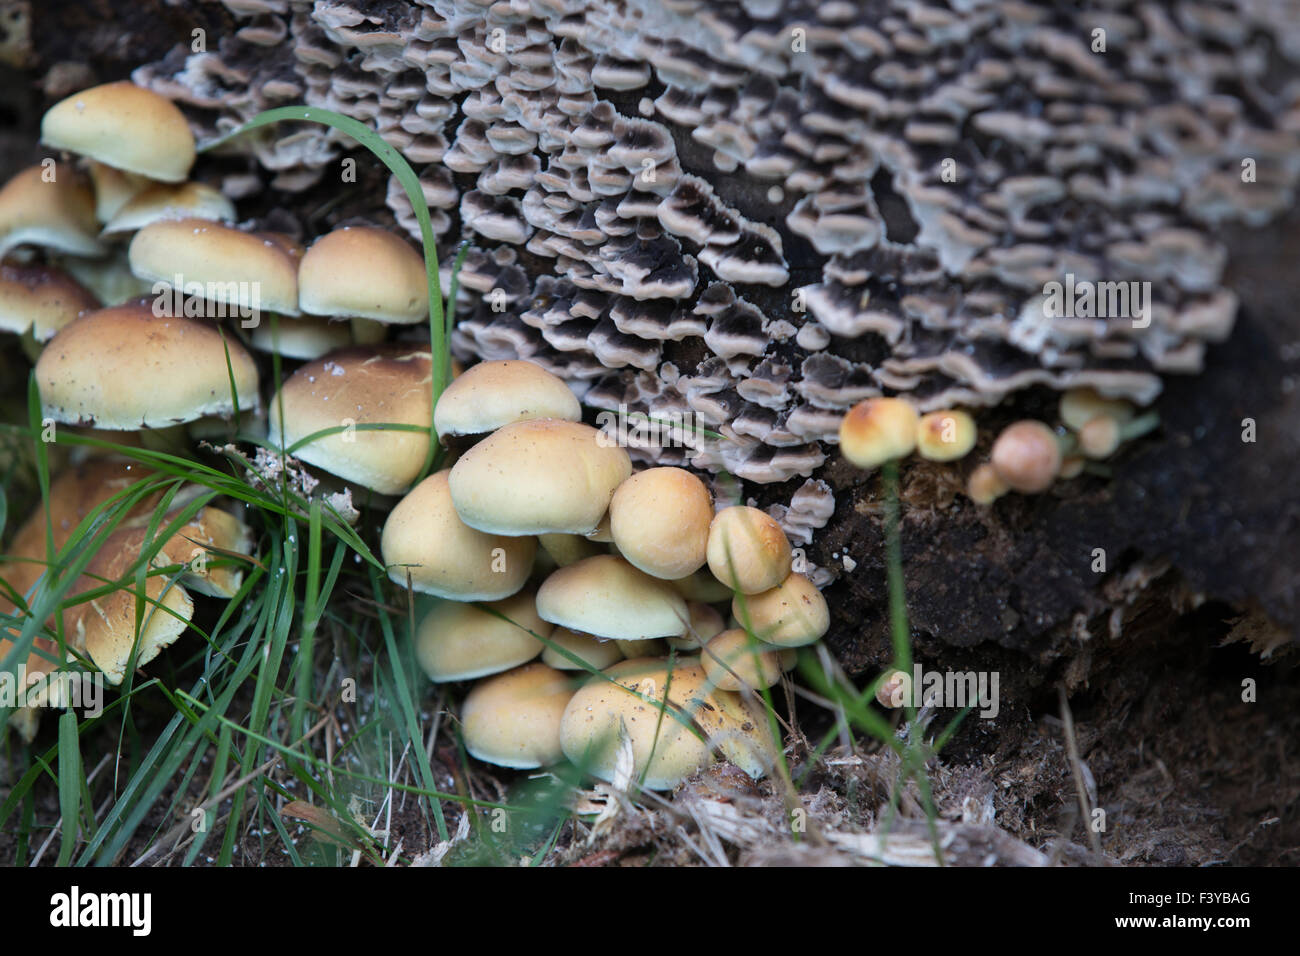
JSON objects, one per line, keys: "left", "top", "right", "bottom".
{"left": 377, "top": 357, "right": 833, "bottom": 789}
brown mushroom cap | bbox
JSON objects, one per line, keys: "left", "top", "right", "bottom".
{"left": 535, "top": 554, "right": 688, "bottom": 640}
{"left": 249, "top": 313, "right": 353, "bottom": 361}
{"left": 990, "top": 420, "right": 1062, "bottom": 494}
{"left": 966, "top": 462, "right": 1009, "bottom": 505}
{"left": 448, "top": 419, "right": 632, "bottom": 535}
{"left": 0, "top": 263, "right": 99, "bottom": 341}
{"left": 415, "top": 591, "right": 551, "bottom": 682}
{"left": 609, "top": 467, "right": 713, "bottom": 579}
{"left": 701, "top": 628, "right": 782, "bottom": 691}
{"left": 433, "top": 359, "right": 581, "bottom": 438}
{"left": 839, "top": 397, "right": 919, "bottom": 469}
{"left": 268, "top": 346, "right": 432, "bottom": 495}
{"left": 36, "top": 301, "right": 259, "bottom": 429}
{"left": 381, "top": 470, "right": 535, "bottom": 601}
{"left": 41, "top": 81, "right": 196, "bottom": 183}
{"left": 0, "top": 164, "right": 103, "bottom": 259}
{"left": 733, "top": 573, "right": 829, "bottom": 648}
{"left": 706, "top": 505, "right": 792, "bottom": 595}
{"left": 101, "top": 181, "right": 236, "bottom": 236}
{"left": 128, "top": 218, "right": 301, "bottom": 316}
{"left": 461, "top": 662, "right": 574, "bottom": 769}
{"left": 298, "top": 226, "right": 428, "bottom": 324}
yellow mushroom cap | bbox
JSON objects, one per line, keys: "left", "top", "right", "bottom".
{"left": 559, "top": 658, "right": 714, "bottom": 790}
{"left": 536, "top": 554, "right": 688, "bottom": 641}
{"left": 966, "top": 462, "right": 1009, "bottom": 505}
{"left": 128, "top": 218, "right": 301, "bottom": 316}
{"left": 915, "top": 409, "right": 977, "bottom": 462}
{"left": 1077, "top": 415, "right": 1122, "bottom": 459}
{"left": 1058, "top": 388, "right": 1134, "bottom": 432}
{"left": 701, "top": 628, "right": 782, "bottom": 691}
{"left": 990, "top": 420, "right": 1062, "bottom": 494}
{"left": 462, "top": 662, "right": 574, "bottom": 769}
{"left": 41, "top": 81, "right": 195, "bottom": 182}
{"left": 0, "top": 263, "right": 99, "bottom": 341}
{"left": 706, "top": 505, "right": 792, "bottom": 595}
{"left": 609, "top": 467, "right": 713, "bottom": 580}
{"left": 0, "top": 163, "right": 103, "bottom": 258}
{"left": 433, "top": 359, "right": 581, "bottom": 438}
{"left": 666, "top": 601, "right": 725, "bottom": 651}
{"left": 101, "top": 181, "right": 236, "bottom": 236}
{"left": 36, "top": 301, "right": 259, "bottom": 429}
{"left": 537, "top": 532, "right": 605, "bottom": 568}
{"left": 268, "top": 346, "right": 432, "bottom": 495}
{"left": 298, "top": 226, "right": 428, "bottom": 324}
{"left": 839, "top": 397, "right": 919, "bottom": 469}
{"left": 414, "top": 591, "right": 551, "bottom": 682}
{"left": 541, "top": 627, "right": 624, "bottom": 671}
{"left": 86, "top": 162, "right": 150, "bottom": 223}
{"left": 381, "top": 471, "right": 535, "bottom": 601}
{"left": 448, "top": 419, "right": 632, "bottom": 535}
{"left": 670, "top": 568, "right": 733, "bottom": 603}
{"left": 249, "top": 313, "right": 353, "bottom": 361}
{"left": 734, "top": 573, "right": 829, "bottom": 648}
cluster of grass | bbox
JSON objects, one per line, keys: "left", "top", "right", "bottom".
{"left": 0, "top": 109, "right": 961, "bottom": 867}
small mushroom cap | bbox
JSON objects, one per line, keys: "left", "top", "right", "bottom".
{"left": 666, "top": 601, "right": 725, "bottom": 651}
{"left": 537, "top": 532, "right": 605, "bottom": 567}
{"left": 701, "top": 628, "right": 782, "bottom": 691}
{"left": 268, "top": 347, "right": 431, "bottom": 495}
{"left": 559, "top": 657, "right": 713, "bottom": 790}
{"left": 541, "top": 626, "right": 624, "bottom": 671}
{"left": 670, "top": 568, "right": 733, "bottom": 603}
{"left": 915, "top": 409, "right": 977, "bottom": 462}
{"left": 967, "top": 462, "right": 1009, "bottom": 505}
{"left": 128, "top": 218, "right": 301, "bottom": 315}
{"left": 536, "top": 554, "right": 688, "bottom": 640}
{"left": 249, "top": 313, "right": 353, "bottom": 361}
{"left": 609, "top": 467, "right": 713, "bottom": 579}
{"left": 433, "top": 359, "right": 581, "bottom": 438}
{"left": 876, "top": 669, "right": 911, "bottom": 709}
{"left": 415, "top": 591, "right": 551, "bottom": 682}
{"left": 1058, "top": 388, "right": 1134, "bottom": 432}
{"left": 0, "top": 263, "right": 99, "bottom": 341}
{"left": 733, "top": 573, "right": 829, "bottom": 648}
{"left": 145, "top": 504, "right": 253, "bottom": 599}
{"left": 382, "top": 471, "right": 535, "bottom": 601}
{"left": 706, "top": 505, "right": 792, "bottom": 595}
{"left": 462, "top": 662, "right": 574, "bottom": 769}
{"left": 41, "top": 81, "right": 196, "bottom": 183}
{"left": 101, "top": 181, "right": 236, "bottom": 236}
{"left": 1077, "top": 415, "right": 1122, "bottom": 459}
{"left": 0, "top": 164, "right": 103, "bottom": 258}
{"left": 86, "top": 162, "right": 149, "bottom": 223}
{"left": 448, "top": 419, "right": 632, "bottom": 535}
{"left": 990, "top": 420, "right": 1062, "bottom": 494}
{"left": 36, "top": 301, "right": 259, "bottom": 428}
{"left": 298, "top": 226, "right": 428, "bottom": 324}
{"left": 839, "top": 397, "right": 919, "bottom": 469}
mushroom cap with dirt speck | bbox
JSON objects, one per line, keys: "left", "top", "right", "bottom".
{"left": 0, "top": 263, "right": 99, "bottom": 341}
{"left": 298, "top": 226, "right": 429, "bottom": 324}
{"left": 36, "top": 300, "right": 259, "bottom": 429}
{"left": 706, "top": 505, "right": 792, "bottom": 595}
{"left": 559, "top": 657, "right": 715, "bottom": 790}
{"left": 541, "top": 626, "right": 625, "bottom": 671}
{"left": 102, "top": 181, "right": 236, "bottom": 236}
{"left": 433, "top": 359, "right": 580, "bottom": 438}
{"left": 448, "top": 419, "right": 632, "bottom": 536}
{"left": 462, "top": 662, "right": 574, "bottom": 769}
{"left": 415, "top": 590, "right": 551, "bottom": 682}
{"left": 990, "top": 420, "right": 1062, "bottom": 494}
{"left": 0, "top": 164, "right": 104, "bottom": 259}
{"left": 41, "top": 81, "right": 195, "bottom": 182}
{"left": 268, "top": 346, "right": 432, "bottom": 495}
{"left": 915, "top": 409, "right": 977, "bottom": 462}
{"left": 733, "top": 573, "right": 829, "bottom": 648}
{"left": 839, "top": 397, "right": 919, "bottom": 470}
{"left": 128, "top": 218, "right": 301, "bottom": 315}
{"left": 381, "top": 470, "right": 535, "bottom": 601}
{"left": 701, "top": 628, "right": 783, "bottom": 691}
{"left": 536, "top": 554, "right": 688, "bottom": 641}
{"left": 610, "top": 466, "right": 713, "bottom": 580}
